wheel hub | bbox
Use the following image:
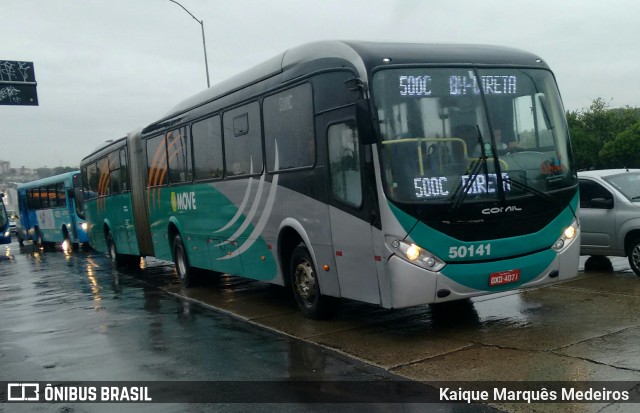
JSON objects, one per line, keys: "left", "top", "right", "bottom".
{"left": 294, "top": 261, "right": 315, "bottom": 302}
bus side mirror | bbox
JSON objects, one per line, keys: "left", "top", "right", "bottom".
{"left": 356, "top": 100, "right": 377, "bottom": 145}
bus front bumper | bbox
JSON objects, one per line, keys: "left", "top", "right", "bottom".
{"left": 385, "top": 240, "right": 580, "bottom": 309}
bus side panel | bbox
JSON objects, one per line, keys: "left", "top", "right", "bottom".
{"left": 260, "top": 181, "right": 337, "bottom": 295}
{"left": 109, "top": 193, "right": 139, "bottom": 256}
{"left": 36, "top": 207, "right": 68, "bottom": 243}
{"left": 84, "top": 198, "right": 107, "bottom": 253}
{"left": 83, "top": 195, "right": 136, "bottom": 255}
{"left": 146, "top": 180, "right": 278, "bottom": 280}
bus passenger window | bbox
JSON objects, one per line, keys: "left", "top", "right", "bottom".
{"left": 263, "top": 84, "right": 314, "bottom": 172}
{"left": 192, "top": 115, "right": 223, "bottom": 180}
{"left": 146, "top": 135, "right": 168, "bottom": 188}
{"left": 223, "top": 102, "right": 263, "bottom": 177}
{"left": 167, "top": 127, "right": 192, "bottom": 184}
{"left": 328, "top": 122, "right": 362, "bottom": 208}
{"left": 120, "top": 148, "right": 129, "bottom": 191}
{"left": 56, "top": 182, "right": 66, "bottom": 207}
{"left": 97, "top": 157, "right": 111, "bottom": 196}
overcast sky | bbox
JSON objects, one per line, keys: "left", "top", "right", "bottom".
{"left": 1, "top": 0, "right": 638, "bottom": 169}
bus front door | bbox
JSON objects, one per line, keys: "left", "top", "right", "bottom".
{"left": 326, "top": 117, "right": 380, "bottom": 305}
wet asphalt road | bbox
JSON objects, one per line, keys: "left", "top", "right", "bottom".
{"left": 0, "top": 239, "right": 500, "bottom": 413}
{"left": 2, "top": 237, "right": 640, "bottom": 412}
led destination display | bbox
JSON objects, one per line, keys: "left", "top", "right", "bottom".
{"left": 398, "top": 72, "right": 518, "bottom": 98}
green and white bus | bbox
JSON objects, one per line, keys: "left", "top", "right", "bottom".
{"left": 81, "top": 41, "right": 580, "bottom": 319}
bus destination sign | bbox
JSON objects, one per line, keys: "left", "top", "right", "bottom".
{"left": 0, "top": 60, "right": 39, "bottom": 106}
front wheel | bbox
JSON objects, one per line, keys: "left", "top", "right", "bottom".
{"left": 173, "top": 234, "right": 196, "bottom": 287}
{"left": 628, "top": 238, "right": 640, "bottom": 276}
{"left": 290, "top": 244, "right": 338, "bottom": 319}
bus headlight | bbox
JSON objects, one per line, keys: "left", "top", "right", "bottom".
{"left": 552, "top": 220, "right": 579, "bottom": 252}
{"left": 387, "top": 237, "right": 446, "bottom": 272}
{"left": 406, "top": 244, "right": 421, "bottom": 261}
{"left": 81, "top": 222, "right": 88, "bottom": 231}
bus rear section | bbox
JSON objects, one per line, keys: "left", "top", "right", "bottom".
{"left": 80, "top": 136, "right": 150, "bottom": 268}
{"left": 16, "top": 171, "right": 88, "bottom": 248}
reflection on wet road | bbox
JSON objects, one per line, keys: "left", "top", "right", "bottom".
{"left": 3, "top": 239, "right": 640, "bottom": 412}
{"left": 0, "top": 241, "right": 500, "bottom": 412}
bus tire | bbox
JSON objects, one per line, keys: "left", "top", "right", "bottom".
{"left": 173, "top": 234, "right": 196, "bottom": 287}
{"left": 107, "top": 234, "right": 124, "bottom": 267}
{"left": 290, "top": 244, "right": 338, "bottom": 319}
{"left": 17, "top": 232, "right": 24, "bottom": 246}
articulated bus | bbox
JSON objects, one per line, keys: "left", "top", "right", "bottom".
{"left": 0, "top": 194, "right": 10, "bottom": 244}
{"left": 81, "top": 41, "right": 580, "bottom": 319}
{"left": 16, "top": 171, "right": 88, "bottom": 249}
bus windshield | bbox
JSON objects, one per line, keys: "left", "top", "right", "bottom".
{"left": 372, "top": 67, "right": 575, "bottom": 204}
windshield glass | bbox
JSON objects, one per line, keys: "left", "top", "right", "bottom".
{"left": 604, "top": 172, "right": 640, "bottom": 201}
{"left": 372, "top": 67, "right": 575, "bottom": 204}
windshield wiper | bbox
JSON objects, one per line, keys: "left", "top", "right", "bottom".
{"left": 452, "top": 126, "right": 490, "bottom": 210}
{"left": 508, "top": 177, "right": 578, "bottom": 221}
{"left": 507, "top": 177, "right": 555, "bottom": 202}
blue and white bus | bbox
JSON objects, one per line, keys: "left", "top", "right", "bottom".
{"left": 81, "top": 41, "right": 580, "bottom": 318}
{"left": 16, "top": 171, "right": 88, "bottom": 249}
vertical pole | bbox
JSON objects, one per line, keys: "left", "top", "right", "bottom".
{"left": 200, "top": 20, "right": 210, "bottom": 88}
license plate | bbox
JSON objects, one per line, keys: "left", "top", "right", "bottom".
{"left": 489, "top": 269, "right": 521, "bottom": 287}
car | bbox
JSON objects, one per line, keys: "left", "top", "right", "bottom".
{"left": 578, "top": 169, "right": 640, "bottom": 276}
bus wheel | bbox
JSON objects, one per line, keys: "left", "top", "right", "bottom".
{"left": 107, "top": 234, "right": 123, "bottom": 267}
{"left": 290, "top": 244, "right": 338, "bottom": 319}
{"left": 17, "top": 232, "right": 24, "bottom": 246}
{"left": 173, "top": 234, "right": 195, "bottom": 287}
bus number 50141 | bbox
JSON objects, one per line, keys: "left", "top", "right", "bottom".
{"left": 448, "top": 243, "right": 491, "bottom": 259}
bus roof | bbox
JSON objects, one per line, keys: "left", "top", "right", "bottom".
{"left": 16, "top": 170, "right": 80, "bottom": 190}
{"left": 150, "top": 41, "right": 548, "bottom": 129}
{"left": 81, "top": 136, "right": 128, "bottom": 164}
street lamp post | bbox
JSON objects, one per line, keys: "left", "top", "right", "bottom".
{"left": 169, "top": 0, "right": 210, "bottom": 88}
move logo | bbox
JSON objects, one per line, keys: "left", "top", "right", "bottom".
{"left": 171, "top": 191, "right": 197, "bottom": 212}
